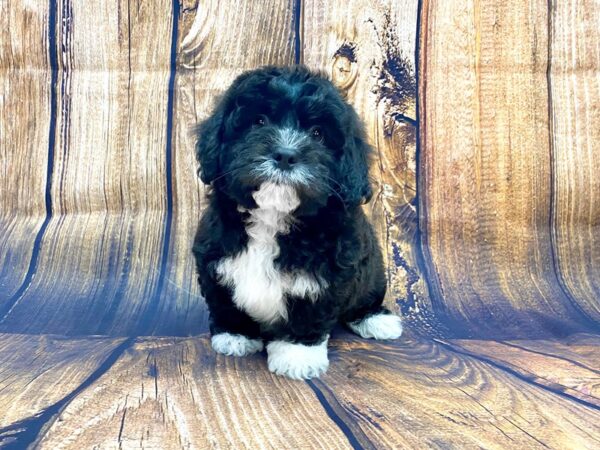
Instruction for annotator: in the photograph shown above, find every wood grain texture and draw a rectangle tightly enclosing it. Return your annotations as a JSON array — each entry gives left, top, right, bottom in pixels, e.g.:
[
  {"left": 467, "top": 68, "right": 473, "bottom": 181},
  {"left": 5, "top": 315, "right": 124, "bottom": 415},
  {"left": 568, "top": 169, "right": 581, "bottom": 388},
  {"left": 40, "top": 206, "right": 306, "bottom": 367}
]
[
  {"left": 51, "top": 0, "right": 172, "bottom": 215},
  {"left": 0, "top": 0, "right": 301, "bottom": 337},
  {"left": 0, "top": 1, "right": 51, "bottom": 302},
  {"left": 506, "top": 333, "right": 600, "bottom": 372},
  {"left": 0, "top": 213, "right": 174, "bottom": 335},
  {"left": 0, "top": 0, "right": 184, "bottom": 336},
  {"left": 302, "top": 0, "right": 441, "bottom": 336},
  {"left": 449, "top": 336, "right": 600, "bottom": 407},
  {"left": 0, "top": 0, "right": 50, "bottom": 216},
  {"left": 34, "top": 336, "right": 352, "bottom": 450},
  {"left": 1, "top": 333, "right": 598, "bottom": 449},
  {"left": 317, "top": 334, "right": 600, "bottom": 449},
  {"left": 549, "top": 0, "right": 600, "bottom": 324},
  {"left": 0, "top": 334, "right": 125, "bottom": 428},
  {"left": 418, "top": 0, "right": 592, "bottom": 338}
]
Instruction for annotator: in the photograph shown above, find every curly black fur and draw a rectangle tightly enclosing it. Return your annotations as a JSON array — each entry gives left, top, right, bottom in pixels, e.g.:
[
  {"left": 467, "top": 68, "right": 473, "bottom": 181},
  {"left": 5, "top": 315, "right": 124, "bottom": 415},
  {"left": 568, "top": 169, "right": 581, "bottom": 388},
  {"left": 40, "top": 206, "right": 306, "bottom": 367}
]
[{"left": 193, "top": 65, "right": 389, "bottom": 346}]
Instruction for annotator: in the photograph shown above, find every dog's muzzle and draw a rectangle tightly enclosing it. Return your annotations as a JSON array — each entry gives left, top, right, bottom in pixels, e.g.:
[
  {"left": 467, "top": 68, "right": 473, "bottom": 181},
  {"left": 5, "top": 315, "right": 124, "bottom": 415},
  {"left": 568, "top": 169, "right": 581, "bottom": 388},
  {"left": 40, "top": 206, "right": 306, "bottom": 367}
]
[{"left": 273, "top": 147, "right": 298, "bottom": 171}]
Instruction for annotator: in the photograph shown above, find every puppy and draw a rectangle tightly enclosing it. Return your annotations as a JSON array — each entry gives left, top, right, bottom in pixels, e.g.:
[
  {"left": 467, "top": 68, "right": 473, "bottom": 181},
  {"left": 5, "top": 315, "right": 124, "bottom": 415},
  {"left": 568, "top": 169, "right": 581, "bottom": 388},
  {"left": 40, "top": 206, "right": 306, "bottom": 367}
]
[{"left": 193, "top": 65, "right": 402, "bottom": 380}]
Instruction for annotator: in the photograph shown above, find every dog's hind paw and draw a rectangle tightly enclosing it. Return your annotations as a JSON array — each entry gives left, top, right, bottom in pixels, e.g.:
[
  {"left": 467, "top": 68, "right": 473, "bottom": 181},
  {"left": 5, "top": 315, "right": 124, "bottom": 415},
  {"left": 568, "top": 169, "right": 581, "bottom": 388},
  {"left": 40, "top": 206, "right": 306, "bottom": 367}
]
[
  {"left": 211, "top": 333, "right": 264, "bottom": 357},
  {"left": 266, "top": 337, "right": 329, "bottom": 380},
  {"left": 348, "top": 312, "right": 403, "bottom": 340}
]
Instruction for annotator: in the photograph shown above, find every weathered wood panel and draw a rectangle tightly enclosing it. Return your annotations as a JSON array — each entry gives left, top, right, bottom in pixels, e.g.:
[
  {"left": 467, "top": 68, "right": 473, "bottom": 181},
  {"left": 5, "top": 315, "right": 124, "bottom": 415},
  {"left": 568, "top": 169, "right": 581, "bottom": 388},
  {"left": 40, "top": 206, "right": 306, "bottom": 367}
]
[
  {"left": 0, "top": 1, "right": 51, "bottom": 303},
  {"left": 33, "top": 337, "right": 351, "bottom": 450},
  {"left": 0, "top": 0, "right": 50, "bottom": 217},
  {"left": 50, "top": 0, "right": 172, "bottom": 215},
  {"left": 1, "top": 334, "right": 596, "bottom": 449},
  {"left": 0, "top": 0, "right": 175, "bottom": 336},
  {"left": 0, "top": 2, "right": 597, "bottom": 340},
  {"left": 0, "top": 0, "right": 301, "bottom": 337},
  {"left": 0, "top": 213, "right": 168, "bottom": 335},
  {"left": 506, "top": 333, "right": 600, "bottom": 372},
  {"left": 549, "top": 0, "right": 600, "bottom": 324},
  {"left": 0, "top": 2, "right": 599, "bottom": 449},
  {"left": 449, "top": 337, "right": 600, "bottom": 407},
  {"left": 0, "top": 334, "right": 125, "bottom": 428},
  {"left": 154, "top": 0, "right": 298, "bottom": 335},
  {"left": 418, "top": 0, "right": 592, "bottom": 338},
  {"left": 303, "top": 0, "right": 441, "bottom": 336},
  {"left": 317, "top": 335, "right": 600, "bottom": 449}
]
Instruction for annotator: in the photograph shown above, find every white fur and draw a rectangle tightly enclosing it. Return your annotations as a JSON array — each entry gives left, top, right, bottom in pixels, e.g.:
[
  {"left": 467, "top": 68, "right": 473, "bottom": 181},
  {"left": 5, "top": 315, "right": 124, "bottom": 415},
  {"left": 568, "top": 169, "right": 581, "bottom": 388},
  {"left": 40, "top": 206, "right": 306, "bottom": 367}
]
[
  {"left": 253, "top": 159, "right": 314, "bottom": 187},
  {"left": 211, "top": 333, "right": 264, "bottom": 357},
  {"left": 267, "top": 337, "right": 329, "bottom": 380},
  {"left": 216, "top": 183, "right": 326, "bottom": 324},
  {"left": 287, "top": 273, "right": 323, "bottom": 299},
  {"left": 348, "top": 313, "right": 403, "bottom": 340},
  {"left": 277, "top": 127, "right": 306, "bottom": 149}
]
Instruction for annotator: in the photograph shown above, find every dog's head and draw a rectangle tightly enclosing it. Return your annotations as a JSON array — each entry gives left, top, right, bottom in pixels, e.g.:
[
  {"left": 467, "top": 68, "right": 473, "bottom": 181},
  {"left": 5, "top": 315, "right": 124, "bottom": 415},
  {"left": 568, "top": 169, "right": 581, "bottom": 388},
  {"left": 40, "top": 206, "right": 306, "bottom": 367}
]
[{"left": 195, "top": 66, "right": 372, "bottom": 212}]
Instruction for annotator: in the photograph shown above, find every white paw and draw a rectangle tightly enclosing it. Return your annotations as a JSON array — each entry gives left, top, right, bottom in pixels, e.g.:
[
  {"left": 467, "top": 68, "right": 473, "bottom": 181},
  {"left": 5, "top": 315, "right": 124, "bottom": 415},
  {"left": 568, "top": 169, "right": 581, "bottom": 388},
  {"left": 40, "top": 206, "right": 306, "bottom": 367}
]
[
  {"left": 211, "top": 333, "right": 264, "bottom": 356},
  {"left": 266, "top": 337, "right": 329, "bottom": 380},
  {"left": 348, "top": 313, "right": 403, "bottom": 340}
]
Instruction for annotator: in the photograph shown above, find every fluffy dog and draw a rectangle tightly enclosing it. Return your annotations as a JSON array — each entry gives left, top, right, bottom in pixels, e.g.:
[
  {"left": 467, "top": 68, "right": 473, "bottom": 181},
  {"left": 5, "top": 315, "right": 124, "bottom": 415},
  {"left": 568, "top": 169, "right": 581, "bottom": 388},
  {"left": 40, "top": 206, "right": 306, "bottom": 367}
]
[{"left": 193, "top": 65, "right": 402, "bottom": 379}]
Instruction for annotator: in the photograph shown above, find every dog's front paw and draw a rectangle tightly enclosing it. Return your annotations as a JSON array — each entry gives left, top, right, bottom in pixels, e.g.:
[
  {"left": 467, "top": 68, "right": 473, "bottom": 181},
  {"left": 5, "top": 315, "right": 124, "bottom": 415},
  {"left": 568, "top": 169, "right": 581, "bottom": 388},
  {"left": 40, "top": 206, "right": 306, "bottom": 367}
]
[
  {"left": 266, "top": 338, "right": 329, "bottom": 380},
  {"left": 348, "top": 312, "right": 403, "bottom": 340},
  {"left": 211, "top": 333, "right": 264, "bottom": 356}
]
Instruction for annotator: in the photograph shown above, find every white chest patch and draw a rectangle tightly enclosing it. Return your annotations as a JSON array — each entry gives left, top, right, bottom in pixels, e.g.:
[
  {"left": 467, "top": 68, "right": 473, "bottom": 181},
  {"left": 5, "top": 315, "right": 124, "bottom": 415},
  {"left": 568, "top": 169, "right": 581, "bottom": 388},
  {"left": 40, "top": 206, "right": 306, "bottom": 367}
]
[{"left": 216, "top": 183, "right": 326, "bottom": 324}]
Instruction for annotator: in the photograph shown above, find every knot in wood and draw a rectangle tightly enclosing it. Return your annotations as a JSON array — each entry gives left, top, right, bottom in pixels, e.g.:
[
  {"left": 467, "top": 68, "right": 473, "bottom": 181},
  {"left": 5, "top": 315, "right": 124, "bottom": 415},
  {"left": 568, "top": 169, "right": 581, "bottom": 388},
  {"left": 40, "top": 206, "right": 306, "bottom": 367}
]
[{"left": 331, "top": 54, "right": 357, "bottom": 90}]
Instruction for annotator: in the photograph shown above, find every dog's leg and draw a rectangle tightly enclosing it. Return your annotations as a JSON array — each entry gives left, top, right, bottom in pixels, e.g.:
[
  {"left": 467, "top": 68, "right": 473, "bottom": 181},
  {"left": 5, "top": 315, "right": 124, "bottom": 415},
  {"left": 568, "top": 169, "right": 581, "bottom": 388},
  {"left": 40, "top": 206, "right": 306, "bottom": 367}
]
[
  {"left": 266, "top": 335, "right": 330, "bottom": 380},
  {"left": 211, "top": 332, "right": 264, "bottom": 357},
  {"left": 346, "top": 306, "right": 403, "bottom": 340},
  {"left": 344, "top": 277, "right": 403, "bottom": 340},
  {"left": 202, "top": 279, "right": 264, "bottom": 357},
  {"left": 264, "top": 297, "right": 338, "bottom": 379}
]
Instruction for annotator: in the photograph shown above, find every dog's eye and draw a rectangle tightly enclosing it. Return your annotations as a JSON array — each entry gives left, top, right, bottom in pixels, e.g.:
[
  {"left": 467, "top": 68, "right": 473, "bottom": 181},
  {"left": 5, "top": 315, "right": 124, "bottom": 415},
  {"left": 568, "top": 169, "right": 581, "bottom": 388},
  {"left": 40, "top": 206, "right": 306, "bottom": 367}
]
[
  {"left": 254, "top": 115, "right": 267, "bottom": 126},
  {"left": 311, "top": 126, "right": 324, "bottom": 140}
]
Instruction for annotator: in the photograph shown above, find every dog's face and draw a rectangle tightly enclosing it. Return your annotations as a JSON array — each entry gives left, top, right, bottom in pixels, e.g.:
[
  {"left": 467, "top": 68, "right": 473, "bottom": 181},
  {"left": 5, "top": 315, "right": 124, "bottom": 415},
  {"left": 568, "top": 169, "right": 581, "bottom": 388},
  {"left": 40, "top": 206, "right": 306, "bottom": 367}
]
[{"left": 196, "top": 66, "right": 372, "bottom": 212}]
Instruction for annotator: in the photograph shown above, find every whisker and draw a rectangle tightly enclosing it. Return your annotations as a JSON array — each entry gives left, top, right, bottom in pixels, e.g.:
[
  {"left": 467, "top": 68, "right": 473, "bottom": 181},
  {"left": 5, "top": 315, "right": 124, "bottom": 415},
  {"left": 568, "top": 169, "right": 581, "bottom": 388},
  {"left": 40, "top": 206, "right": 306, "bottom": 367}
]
[
  {"left": 322, "top": 184, "right": 348, "bottom": 213},
  {"left": 324, "top": 174, "right": 344, "bottom": 190},
  {"left": 212, "top": 160, "right": 270, "bottom": 183},
  {"left": 209, "top": 162, "right": 348, "bottom": 214},
  {"left": 210, "top": 166, "right": 244, "bottom": 183}
]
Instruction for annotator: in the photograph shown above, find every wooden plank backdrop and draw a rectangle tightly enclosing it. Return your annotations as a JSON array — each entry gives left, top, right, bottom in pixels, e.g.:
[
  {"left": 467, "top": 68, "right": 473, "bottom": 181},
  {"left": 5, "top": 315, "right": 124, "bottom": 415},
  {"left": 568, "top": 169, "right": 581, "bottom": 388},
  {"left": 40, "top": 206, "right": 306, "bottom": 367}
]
[
  {"left": 1, "top": 0, "right": 599, "bottom": 448},
  {"left": 0, "top": 1, "right": 52, "bottom": 306},
  {"left": 419, "top": 0, "right": 600, "bottom": 338},
  {"left": 2, "top": 0, "right": 596, "bottom": 338},
  {"left": 549, "top": 0, "right": 600, "bottom": 325},
  {"left": 303, "top": 0, "right": 442, "bottom": 337}
]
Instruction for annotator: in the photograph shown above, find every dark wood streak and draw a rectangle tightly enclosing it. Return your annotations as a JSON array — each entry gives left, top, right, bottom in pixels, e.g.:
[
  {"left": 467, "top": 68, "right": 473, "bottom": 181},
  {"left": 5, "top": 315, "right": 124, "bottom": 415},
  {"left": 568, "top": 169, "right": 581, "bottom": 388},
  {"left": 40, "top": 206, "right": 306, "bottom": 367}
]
[
  {"left": 0, "top": 0, "right": 58, "bottom": 321},
  {"left": 306, "top": 379, "right": 372, "bottom": 450},
  {"left": 416, "top": 0, "right": 452, "bottom": 332},
  {"left": 439, "top": 339, "right": 600, "bottom": 410},
  {"left": 137, "top": 0, "right": 179, "bottom": 336},
  {"left": 0, "top": 337, "right": 133, "bottom": 449},
  {"left": 293, "top": 0, "right": 303, "bottom": 65},
  {"left": 499, "top": 340, "right": 600, "bottom": 376}
]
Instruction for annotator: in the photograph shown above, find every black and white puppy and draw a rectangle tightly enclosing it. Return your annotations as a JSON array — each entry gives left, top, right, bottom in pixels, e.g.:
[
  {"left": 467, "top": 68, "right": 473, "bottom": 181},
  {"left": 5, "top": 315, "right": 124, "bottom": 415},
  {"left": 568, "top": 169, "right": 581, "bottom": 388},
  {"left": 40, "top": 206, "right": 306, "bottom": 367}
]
[{"left": 193, "top": 65, "right": 402, "bottom": 379}]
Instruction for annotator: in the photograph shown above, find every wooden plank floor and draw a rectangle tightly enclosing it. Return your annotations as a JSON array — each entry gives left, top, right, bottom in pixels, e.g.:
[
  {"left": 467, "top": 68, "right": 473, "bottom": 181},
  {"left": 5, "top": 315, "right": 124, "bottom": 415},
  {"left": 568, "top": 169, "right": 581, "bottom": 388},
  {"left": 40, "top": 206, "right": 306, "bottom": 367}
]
[{"left": 0, "top": 331, "right": 598, "bottom": 449}]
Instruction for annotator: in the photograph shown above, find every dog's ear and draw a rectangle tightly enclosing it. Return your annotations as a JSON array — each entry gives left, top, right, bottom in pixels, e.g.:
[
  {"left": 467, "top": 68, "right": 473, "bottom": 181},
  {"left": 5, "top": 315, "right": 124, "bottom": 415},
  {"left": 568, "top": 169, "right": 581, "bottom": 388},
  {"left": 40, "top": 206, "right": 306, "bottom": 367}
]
[
  {"left": 195, "top": 105, "right": 225, "bottom": 185},
  {"left": 338, "top": 119, "right": 373, "bottom": 207}
]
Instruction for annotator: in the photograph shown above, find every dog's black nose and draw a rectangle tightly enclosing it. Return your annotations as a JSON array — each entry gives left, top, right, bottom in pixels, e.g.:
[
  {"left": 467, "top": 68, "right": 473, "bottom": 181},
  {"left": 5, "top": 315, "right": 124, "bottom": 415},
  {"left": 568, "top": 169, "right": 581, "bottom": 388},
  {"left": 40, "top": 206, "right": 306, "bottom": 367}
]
[{"left": 273, "top": 148, "right": 298, "bottom": 170}]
